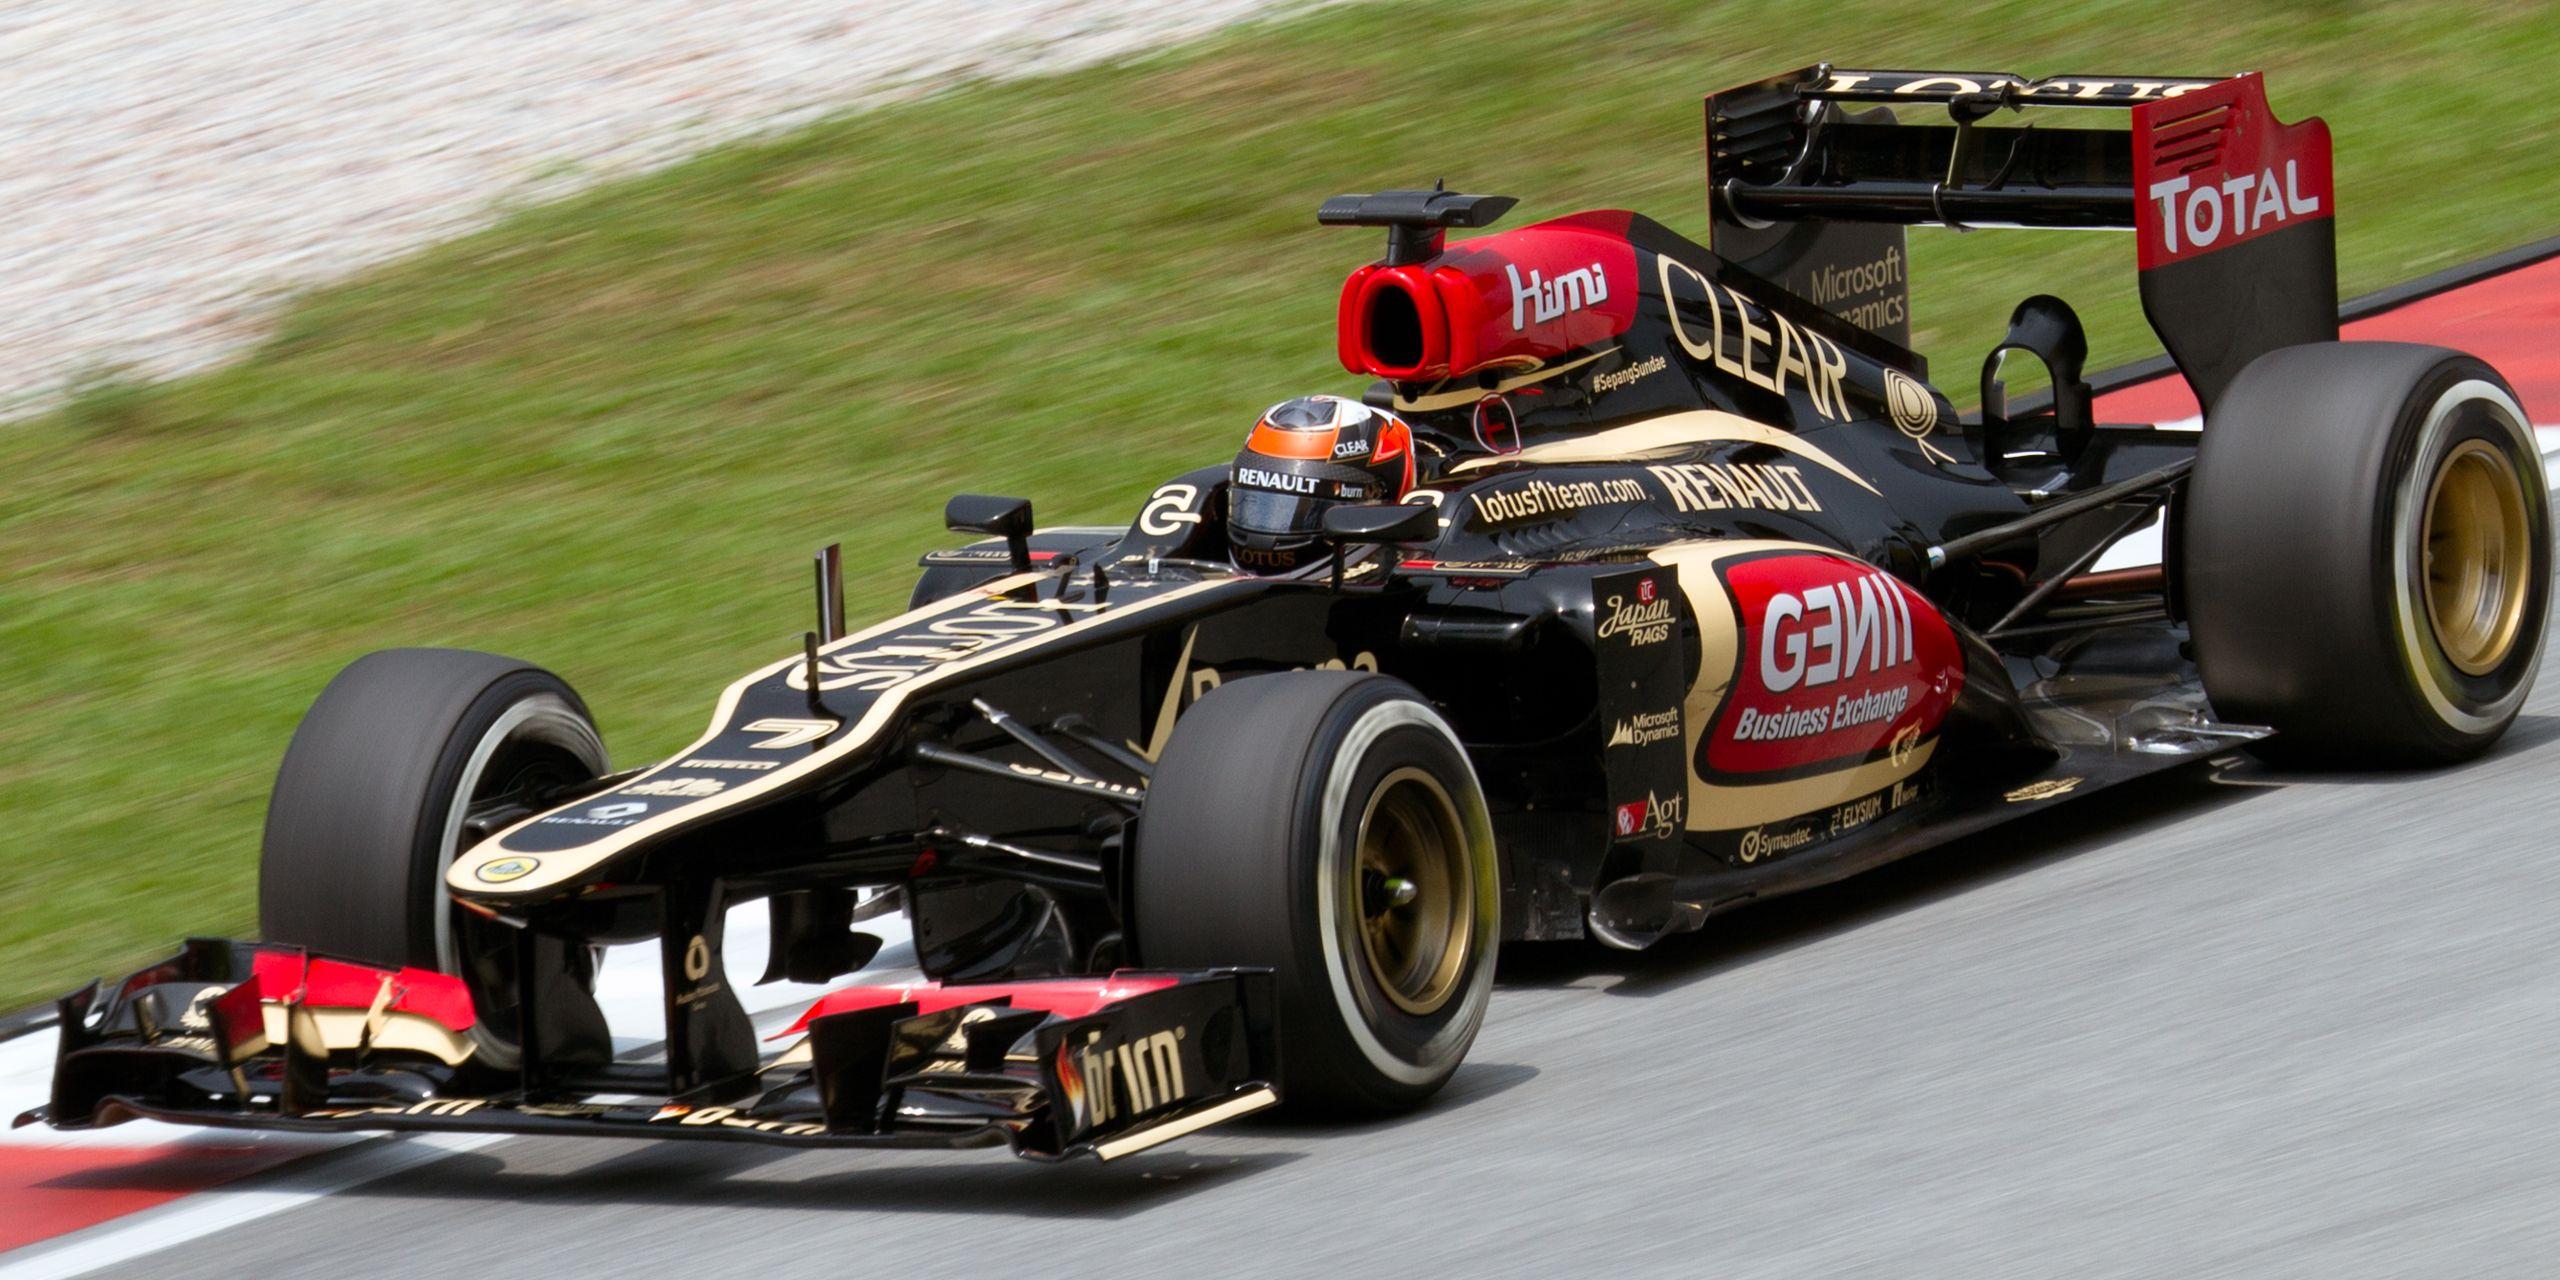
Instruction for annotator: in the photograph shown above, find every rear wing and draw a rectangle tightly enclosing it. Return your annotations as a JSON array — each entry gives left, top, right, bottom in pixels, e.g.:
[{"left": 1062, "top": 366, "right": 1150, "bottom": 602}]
[{"left": 1705, "top": 66, "right": 2338, "bottom": 415}]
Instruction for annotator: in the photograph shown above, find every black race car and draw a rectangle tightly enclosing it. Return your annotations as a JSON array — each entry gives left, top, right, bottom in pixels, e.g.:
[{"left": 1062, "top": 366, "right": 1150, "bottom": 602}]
[{"left": 26, "top": 66, "right": 2549, "bottom": 1160}]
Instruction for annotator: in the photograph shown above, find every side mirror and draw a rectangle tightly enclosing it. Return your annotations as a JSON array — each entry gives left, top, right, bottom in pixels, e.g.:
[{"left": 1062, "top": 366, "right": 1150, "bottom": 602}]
[
  {"left": 1320, "top": 502, "right": 1437, "bottom": 544},
  {"left": 944, "top": 494, "right": 1034, "bottom": 573}
]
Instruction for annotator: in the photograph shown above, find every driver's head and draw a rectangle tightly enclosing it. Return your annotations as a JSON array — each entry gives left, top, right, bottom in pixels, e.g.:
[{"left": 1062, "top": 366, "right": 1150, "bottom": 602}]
[{"left": 1228, "top": 395, "right": 1415, "bottom": 573}]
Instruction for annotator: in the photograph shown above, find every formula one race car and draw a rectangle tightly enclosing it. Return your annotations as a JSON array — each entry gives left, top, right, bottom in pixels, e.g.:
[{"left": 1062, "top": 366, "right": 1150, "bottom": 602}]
[{"left": 27, "top": 67, "right": 2549, "bottom": 1161}]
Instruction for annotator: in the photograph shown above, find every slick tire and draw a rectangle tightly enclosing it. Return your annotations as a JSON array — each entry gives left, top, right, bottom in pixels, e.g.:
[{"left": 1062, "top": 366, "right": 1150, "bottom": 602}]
[
  {"left": 2184, "top": 342, "right": 2550, "bottom": 765},
  {"left": 259, "top": 649, "right": 607, "bottom": 1062},
  {"left": 1134, "top": 671, "right": 1500, "bottom": 1115}
]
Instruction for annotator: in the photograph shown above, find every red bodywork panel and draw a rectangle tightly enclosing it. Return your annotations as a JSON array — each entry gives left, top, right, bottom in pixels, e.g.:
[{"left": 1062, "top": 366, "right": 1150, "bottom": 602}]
[
  {"left": 1338, "top": 211, "right": 1640, "bottom": 381},
  {"left": 2132, "top": 73, "right": 2333, "bottom": 272},
  {"left": 1704, "top": 551, "right": 1964, "bottom": 779},
  {"left": 775, "top": 972, "right": 1184, "bottom": 1039}
]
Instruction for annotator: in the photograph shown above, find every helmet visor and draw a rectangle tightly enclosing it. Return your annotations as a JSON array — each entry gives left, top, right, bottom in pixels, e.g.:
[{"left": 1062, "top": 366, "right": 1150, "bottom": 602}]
[{"left": 1229, "top": 485, "right": 1327, "bottom": 539}]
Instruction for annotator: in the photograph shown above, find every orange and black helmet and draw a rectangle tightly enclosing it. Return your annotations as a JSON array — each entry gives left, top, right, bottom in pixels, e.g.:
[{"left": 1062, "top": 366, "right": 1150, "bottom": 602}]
[{"left": 1228, "top": 395, "right": 1416, "bottom": 572}]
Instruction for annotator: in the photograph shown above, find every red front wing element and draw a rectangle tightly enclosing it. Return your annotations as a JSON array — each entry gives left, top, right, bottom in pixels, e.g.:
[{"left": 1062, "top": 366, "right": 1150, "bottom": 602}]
[
  {"left": 243, "top": 950, "right": 475, "bottom": 1034},
  {"left": 23, "top": 941, "right": 1278, "bottom": 1163},
  {"left": 777, "top": 972, "right": 1182, "bottom": 1037}
]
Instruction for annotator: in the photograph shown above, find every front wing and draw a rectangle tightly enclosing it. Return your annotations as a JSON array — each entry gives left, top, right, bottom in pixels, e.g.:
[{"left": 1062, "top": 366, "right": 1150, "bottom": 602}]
[{"left": 16, "top": 940, "right": 1278, "bottom": 1163}]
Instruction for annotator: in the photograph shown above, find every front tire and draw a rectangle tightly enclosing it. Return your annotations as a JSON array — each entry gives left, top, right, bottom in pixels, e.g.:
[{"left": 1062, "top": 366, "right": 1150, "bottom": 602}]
[
  {"left": 2184, "top": 342, "right": 2550, "bottom": 764},
  {"left": 259, "top": 648, "right": 607, "bottom": 1063},
  {"left": 1133, "top": 671, "right": 1500, "bottom": 1114}
]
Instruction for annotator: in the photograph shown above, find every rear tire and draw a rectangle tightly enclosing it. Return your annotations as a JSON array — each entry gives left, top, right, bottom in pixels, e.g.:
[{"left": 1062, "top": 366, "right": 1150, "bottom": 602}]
[
  {"left": 2184, "top": 342, "right": 2550, "bottom": 765},
  {"left": 1133, "top": 671, "right": 1499, "bottom": 1114},
  {"left": 259, "top": 648, "right": 607, "bottom": 1063}
]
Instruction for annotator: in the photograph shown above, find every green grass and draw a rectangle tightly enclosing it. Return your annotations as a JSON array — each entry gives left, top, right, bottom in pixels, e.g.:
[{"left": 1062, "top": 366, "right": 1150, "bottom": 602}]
[{"left": 5, "top": 0, "right": 2554, "bottom": 1009}]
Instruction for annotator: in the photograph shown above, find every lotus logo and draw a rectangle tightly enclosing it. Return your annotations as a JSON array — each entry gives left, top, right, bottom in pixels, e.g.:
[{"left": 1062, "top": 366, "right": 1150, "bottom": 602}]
[
  {"left": 1884, "top": 369, "right": 1937, "bottom": 438},
  {"left": 1884, "top": 369, "right": 1958, "bottom": 465},
  {"left": 475, "top": 857, "right": 539, "bottom": 884}
]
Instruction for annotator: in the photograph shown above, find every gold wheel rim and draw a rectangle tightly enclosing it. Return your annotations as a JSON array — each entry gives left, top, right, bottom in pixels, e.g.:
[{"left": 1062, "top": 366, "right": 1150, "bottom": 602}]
[
  {"left": 1353, "top": 767, "right": 1475, "bottom": 1016},
  {"left": 2420, "top": 438, "right": 2532, "bottom": 676}
]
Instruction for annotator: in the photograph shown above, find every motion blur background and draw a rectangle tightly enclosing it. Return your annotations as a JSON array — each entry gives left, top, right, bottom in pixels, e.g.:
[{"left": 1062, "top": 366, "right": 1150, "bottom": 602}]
[{"left": 4, "top": 0, "right": 2555, "bottom": 1012}]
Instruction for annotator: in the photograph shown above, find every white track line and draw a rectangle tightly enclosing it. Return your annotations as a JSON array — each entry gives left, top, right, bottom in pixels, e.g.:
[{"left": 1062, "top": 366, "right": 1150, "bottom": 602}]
[{"left": 0, "top": 1132, "right": 507, "bottom": 1280}]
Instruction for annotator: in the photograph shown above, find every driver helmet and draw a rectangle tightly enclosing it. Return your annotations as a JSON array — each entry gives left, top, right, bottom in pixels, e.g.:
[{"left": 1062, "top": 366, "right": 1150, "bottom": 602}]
[{"left": 1228, "top": 394, "right": 1415, "bottom": 572}]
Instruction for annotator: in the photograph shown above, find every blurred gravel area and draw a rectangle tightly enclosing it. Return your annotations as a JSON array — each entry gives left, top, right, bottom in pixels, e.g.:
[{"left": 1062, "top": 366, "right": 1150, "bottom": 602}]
[{"left": 0, "top": 0, "right": 1316, "bottom": 414}]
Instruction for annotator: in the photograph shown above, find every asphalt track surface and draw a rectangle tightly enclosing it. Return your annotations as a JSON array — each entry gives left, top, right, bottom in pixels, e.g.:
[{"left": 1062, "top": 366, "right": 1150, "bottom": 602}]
[
  {"left": 42, "top": 701, "right": 2560, "bottom": 1278},
  {"left": 13, "top": 251, "right": 2560, "bottom": 1277}
]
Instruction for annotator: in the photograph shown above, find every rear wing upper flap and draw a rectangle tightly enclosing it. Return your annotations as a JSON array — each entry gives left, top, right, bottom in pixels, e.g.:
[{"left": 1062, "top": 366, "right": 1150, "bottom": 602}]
[
  {"left": 1796, "top": 67, "right": 2231, "bottom": 107},
  {"left": 1706, "top": 65, "right": 2230, "bottom": 232},
  {"left": 1707, "top": 64, "right": 2340, "bottom": 417}
]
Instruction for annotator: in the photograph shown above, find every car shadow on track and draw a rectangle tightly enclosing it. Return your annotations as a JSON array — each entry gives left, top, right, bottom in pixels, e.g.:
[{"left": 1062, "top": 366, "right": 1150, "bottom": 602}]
[
  {"left": 325, "top": 1137, "right": 1305, "bottom": 1220},
  {"left": 1496, "top": 711, "right": 2560, "bottom": 1000},
  {"left": 2208, "top": 711, "right": 2560, "bottom": 788},
  {"left": 1232, "top": 1058, "right": 1541, "bottom": 1141},
  {"left": 1498, "top": 758, "right": 2253, "bottom": 999},
  {"left": 293, "top": 1062, "right": 1533, "bottom": 1216},
  {"left": 113, "top": 721, "right": 2560, "bottom": 1218}
]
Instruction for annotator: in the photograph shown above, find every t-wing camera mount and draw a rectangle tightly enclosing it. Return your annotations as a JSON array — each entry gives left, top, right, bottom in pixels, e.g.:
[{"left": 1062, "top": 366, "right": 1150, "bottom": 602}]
[{"left": 1317, "top": 185, "right": 1518, "bottom": 265}]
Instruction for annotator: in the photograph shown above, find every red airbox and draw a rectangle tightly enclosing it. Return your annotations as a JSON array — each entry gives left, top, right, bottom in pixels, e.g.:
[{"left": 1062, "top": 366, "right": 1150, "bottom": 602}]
[{"left": 1337, "top": 212, "right": 1641, "bottom": 383}]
